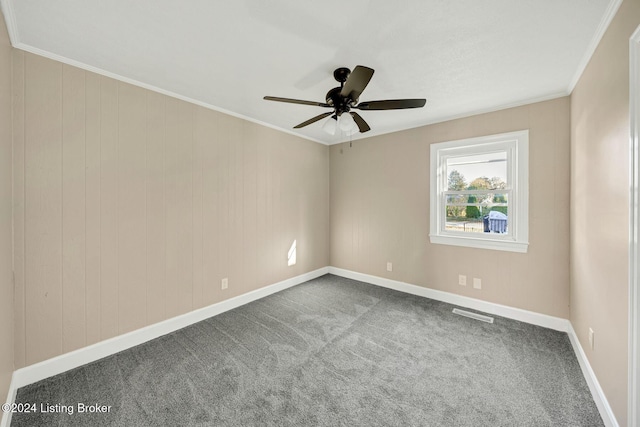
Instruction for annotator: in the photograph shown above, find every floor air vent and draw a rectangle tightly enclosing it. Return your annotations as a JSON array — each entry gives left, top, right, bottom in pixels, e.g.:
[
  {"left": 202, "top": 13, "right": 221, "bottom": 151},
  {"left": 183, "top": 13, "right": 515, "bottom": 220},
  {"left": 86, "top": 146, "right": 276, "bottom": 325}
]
[{"left": 452, "top": 308, "right": 494, "bottom": 323}]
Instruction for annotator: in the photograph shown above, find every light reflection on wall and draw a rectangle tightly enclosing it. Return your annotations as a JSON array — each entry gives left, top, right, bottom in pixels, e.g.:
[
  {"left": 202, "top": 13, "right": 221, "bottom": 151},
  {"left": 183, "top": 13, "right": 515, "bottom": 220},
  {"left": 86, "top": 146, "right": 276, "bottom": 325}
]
[{"left": 288, "top": 240, "right": 297, "bottom": 266}]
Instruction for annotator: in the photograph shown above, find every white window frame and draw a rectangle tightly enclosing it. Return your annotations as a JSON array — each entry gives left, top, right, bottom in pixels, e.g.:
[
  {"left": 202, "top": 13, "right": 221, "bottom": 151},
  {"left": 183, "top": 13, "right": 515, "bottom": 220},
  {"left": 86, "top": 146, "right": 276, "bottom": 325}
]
[{"left": 429, "top": 130, "right": 529, "bottom": 253}]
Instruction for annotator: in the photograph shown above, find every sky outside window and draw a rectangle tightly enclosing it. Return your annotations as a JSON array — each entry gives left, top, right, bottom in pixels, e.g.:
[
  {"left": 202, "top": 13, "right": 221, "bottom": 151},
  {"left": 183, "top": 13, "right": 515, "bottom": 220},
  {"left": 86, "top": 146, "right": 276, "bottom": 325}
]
[{"left": 447, "top": 152, "right": 507, "bottom": 186}]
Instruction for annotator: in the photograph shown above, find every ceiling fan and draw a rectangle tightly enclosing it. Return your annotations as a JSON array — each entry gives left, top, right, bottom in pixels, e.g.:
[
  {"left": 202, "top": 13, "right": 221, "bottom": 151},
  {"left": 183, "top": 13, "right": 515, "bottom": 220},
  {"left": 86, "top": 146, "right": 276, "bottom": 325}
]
[{"left": 264, "top": 66, "right": 426, "bottom": 135}]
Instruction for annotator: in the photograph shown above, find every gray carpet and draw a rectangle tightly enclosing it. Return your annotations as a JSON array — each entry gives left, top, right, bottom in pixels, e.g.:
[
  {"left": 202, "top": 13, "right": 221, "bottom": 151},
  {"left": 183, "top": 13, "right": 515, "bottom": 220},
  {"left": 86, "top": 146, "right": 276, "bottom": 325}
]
[{"left": 10, "top": 274, "right": 603, "bottom": 426}]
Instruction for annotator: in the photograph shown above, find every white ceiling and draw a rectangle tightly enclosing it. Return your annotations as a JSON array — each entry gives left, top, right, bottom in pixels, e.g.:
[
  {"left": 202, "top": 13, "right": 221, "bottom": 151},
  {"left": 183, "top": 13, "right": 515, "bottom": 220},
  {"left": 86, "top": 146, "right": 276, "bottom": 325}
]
[{"left": 1, "top": 0, "right": 618, "bottom": 144}]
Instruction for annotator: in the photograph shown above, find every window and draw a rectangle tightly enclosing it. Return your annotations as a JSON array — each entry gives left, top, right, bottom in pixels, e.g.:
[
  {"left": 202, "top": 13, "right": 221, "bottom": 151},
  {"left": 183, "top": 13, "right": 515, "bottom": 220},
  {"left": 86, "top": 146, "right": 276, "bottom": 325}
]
[{"left": 430, "top": 130, "right": 529, "bottom": 253}]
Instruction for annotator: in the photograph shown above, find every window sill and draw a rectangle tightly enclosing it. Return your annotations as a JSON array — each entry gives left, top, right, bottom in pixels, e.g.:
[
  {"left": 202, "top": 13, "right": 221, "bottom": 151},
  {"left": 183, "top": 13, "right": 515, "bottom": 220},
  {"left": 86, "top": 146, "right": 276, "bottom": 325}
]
[{"left": 429, "top": 234, "right": 529, "bottom": 253}]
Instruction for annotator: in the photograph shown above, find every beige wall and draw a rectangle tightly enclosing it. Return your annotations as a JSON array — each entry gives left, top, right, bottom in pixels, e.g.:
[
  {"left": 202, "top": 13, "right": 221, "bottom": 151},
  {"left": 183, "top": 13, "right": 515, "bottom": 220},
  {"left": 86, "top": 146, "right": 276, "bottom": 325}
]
[
  {"left": 331, "top": 97, "right": 571, "bottom": 318},
  {"left": 3, "top": 4, "right": 637, "bottom": 424},
  {"left": 571, "top": 1, "right": 640, "bottom": 425},
  {"left": 0, "top": 9, "right": 14, "bottom": 403},
  {"left": 10, "top": 52, "right": 330, "bottom": 367}
]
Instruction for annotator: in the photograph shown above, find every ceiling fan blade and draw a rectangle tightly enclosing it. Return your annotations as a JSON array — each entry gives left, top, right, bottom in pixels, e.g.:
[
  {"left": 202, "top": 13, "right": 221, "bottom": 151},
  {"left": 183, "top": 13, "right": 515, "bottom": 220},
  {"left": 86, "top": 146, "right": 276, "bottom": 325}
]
[
  {"left": 293, "top": 112, "right": 333, "bottom": 129},
  {"left": 340, "top": 66, "right": 375, "bottom": 101},
  {"left": 264, "top": 96, "right": 331, "bottom": 108},
  {"left": 355, "top": 99, "right": 426, "bottom": 110},
  {"left": 350, "top": 112, "right": 370, "bottom": 133}
]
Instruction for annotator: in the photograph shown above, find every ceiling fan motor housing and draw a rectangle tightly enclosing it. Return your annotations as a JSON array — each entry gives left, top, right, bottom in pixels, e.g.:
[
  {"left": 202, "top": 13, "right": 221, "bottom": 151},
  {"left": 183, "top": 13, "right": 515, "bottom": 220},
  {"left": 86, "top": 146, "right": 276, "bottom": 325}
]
[{"left": 326, "top": 87, "right": 353, "bottom": 115}]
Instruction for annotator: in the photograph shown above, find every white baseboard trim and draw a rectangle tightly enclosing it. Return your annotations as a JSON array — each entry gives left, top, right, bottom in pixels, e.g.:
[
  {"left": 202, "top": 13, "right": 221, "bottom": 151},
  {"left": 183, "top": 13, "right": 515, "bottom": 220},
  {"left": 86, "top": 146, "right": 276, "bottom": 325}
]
[
  {"left": 329, "top": 266, "right": 619, "bottom": 426},
  {"left": 329, "top": 267, "right": 569, "bottom": 331},
  {"left": 567, "top": 323, "right": 619, "bottom": 427},
  {"left": 0, "top": 377, "right": 17, "bottom": 427},
  {"left": 1, "top": 267, "right": 618, "bottom": 427},
  {"left": 0, "top": 267, "right": 329, "bottom": 427}
]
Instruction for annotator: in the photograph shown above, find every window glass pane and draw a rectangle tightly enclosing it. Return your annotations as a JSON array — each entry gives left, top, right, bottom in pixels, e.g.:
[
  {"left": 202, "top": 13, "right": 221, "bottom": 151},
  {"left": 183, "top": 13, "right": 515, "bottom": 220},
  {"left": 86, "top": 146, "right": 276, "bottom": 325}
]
[
  {"left": 444, "top": 211, "right": 484, "bottom": 233},
  {"left": 446, "top": 151, "right": 507, "bottom": 190},
  {"left": 445, "top": 193, "right": 509, "bottom": 234},
  {"left": 445, "top": 196, "right": 467, "bottom": 220}
]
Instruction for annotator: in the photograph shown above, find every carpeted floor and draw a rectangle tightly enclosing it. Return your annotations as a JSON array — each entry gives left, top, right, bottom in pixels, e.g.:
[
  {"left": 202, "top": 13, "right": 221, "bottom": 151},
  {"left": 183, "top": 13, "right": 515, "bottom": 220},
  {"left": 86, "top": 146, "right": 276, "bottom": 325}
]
[{"left": 10, "top": 274, "right": 603, "bottom": 426}]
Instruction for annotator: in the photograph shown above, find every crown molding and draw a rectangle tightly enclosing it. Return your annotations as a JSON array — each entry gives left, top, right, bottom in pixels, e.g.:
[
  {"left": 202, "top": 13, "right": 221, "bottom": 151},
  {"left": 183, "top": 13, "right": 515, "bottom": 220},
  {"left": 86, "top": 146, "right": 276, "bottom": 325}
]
[
  {"left": 1, "top": 0, "right": 327, "bottom": 145},
  {"left": 0, "top": 0, "right": 19, "bottom": 46},
  {"left": 17, "top": 43, "right": 328, "bottom": 145},
  {"left": 0, "top": 0, "right": 621, "bottom": 146},
  {"left": 567, "top": 0, "right": 623, "bottom": 93},
  {"left": 332, "top": 90, "right": 569, "bottom": 146}
]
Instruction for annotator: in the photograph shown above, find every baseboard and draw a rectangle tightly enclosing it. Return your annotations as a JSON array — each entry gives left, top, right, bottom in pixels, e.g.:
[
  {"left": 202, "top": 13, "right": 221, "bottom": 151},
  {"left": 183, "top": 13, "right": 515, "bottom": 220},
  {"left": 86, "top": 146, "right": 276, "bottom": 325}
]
[
  {"left": 567, "top": 323, "right": 620, "bottom": 427},
  {"left": 2, "top": 266, "right": 618, "bottom": 427},
  {"left": 0, "top": 267, "right": 329, "bottom": 427},
  {"left": 329, "top": 266, "right": 619, "bottom": 426},
  {"left": 0, "top": 376, "right": 17, "bottom": 427},
  {"left": 328, "top": 267, "right": 569, "bottom": 331}
]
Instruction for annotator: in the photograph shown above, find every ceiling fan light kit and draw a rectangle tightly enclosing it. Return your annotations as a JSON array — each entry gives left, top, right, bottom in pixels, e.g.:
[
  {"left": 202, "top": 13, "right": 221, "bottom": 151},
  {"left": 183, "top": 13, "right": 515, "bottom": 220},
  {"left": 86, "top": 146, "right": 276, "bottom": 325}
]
[
  {"left": 338, "top": 112, "right": 356, "bottom": 132},
  {"left": 264, "top": 65, "right": 426, "bottom": 135},
  {"left": 322, "top": 115, "right": 338, "bottom": 135}
]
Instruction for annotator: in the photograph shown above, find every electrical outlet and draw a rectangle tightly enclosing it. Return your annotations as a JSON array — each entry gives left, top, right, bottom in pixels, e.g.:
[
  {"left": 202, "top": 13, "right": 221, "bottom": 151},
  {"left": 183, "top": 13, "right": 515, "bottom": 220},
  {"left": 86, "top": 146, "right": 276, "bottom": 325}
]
[
  {"left": 458, "top": 275, "right": 467, "bottom": 286},
  {"left": 588, "top": 328, "right": 594, "bottom": 349},
  {"left": 221, "top": 278, "right": 228, "bottom": 290},
  {"left": 387, "top": 262, "right": 393, "bottom": 272},
  {"left": 473, "top": 278, "right": 482, "bottom": 289}
]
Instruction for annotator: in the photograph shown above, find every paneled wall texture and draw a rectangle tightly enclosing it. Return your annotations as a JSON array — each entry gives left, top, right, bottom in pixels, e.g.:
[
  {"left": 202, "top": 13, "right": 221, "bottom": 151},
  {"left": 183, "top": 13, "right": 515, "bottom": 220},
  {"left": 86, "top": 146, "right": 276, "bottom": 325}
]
[
  {"left": 3, "top": 6, "right": 637, "bottom": 423},
  {"left": 330, "top": 97, "right": 571, "bottom": 319},
  {"left": 11, "top": 51, "right": 330, "bottom": 368},
  {"left": 0, "top": 9, "right": 14, "bottom": 403},
  {"left": 570, "top": 0, "right": 640, "bottom": 423}
]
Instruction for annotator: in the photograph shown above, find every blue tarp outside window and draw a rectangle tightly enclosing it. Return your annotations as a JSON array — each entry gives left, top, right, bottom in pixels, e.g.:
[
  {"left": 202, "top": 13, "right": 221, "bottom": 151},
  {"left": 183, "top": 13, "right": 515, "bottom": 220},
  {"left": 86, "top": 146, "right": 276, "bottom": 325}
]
[{"left": 483, "top": 210, "right": 507, "bottom": 233}]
